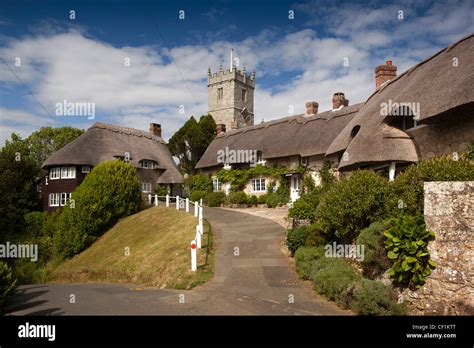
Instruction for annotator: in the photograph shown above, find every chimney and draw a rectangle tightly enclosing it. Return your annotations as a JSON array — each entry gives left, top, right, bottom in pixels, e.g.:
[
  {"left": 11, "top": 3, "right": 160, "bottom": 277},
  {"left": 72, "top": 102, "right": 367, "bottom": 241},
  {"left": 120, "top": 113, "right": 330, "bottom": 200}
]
[
  {"left": 305, "top": 101, "right": 319, "bottom": 116},
  {"left": 149, "top": 123, "right": 162, "bottom": 137},
  {"left": 216, "top": 123, "right": 226, "bottom": 135},
  {"left": 332, "top": 92, "right": 348, "bottom": 110},
  {"left": 375, "top": 60, "right": 397, "bottom": 89}
]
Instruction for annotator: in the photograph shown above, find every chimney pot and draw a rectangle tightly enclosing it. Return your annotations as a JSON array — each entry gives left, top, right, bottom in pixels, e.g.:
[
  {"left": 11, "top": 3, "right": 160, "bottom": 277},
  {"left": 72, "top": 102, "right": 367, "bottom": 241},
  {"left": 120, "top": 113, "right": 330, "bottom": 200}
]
[
  {"left": 332, "top": 92, "right": 348, "bottom": 110},
  {"left": 305, "top": 101, "right": 319, "bottom": 116},
  {"left": 375, "top": 60, "right": 397, "bottom": 89},
  {"left": 149, "top": 123, "right": 162, "bottom": 137},
  {"left": 216, "top": 123, "right": 226, "bottom": 135}
]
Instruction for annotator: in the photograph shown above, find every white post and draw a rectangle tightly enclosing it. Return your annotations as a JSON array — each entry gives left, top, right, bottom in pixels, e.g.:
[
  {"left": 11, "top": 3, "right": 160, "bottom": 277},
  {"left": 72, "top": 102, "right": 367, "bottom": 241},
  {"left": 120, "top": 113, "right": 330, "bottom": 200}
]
[
  {"left": 198, "top": 206, "right": 204, "bottom": 236},
  {"left": 186, "top": 198, "right": 189, "bottom": 213},
  {"left": 166, "top": 194, "right": 169, "bottom": 207},
  {"left": 196, "top": 225, "right": 202, "bottom": 249},
  {"left": 154, "top": 194, "right": 158, "bottom": 206},
  {"left": 389, "top": 162, "right": 396, "bottom": 182},
  {"left": 194, "top": 202, "right": 198, "bottom": 217},
  {"left": 191, "top": 240, "right": 197, "bottom": 271},
  {"left": 176, "top": 195, "right": 180, "bottom": 210},
  {"left": 200, "top": 198, "right": 203, "bottom": 207}
]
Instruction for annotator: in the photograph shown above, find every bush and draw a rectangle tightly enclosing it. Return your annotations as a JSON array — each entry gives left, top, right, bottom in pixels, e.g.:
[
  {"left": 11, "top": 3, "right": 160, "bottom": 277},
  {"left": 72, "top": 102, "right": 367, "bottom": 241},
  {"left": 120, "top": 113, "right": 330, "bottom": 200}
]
[
  {"left": 352, "top": 279, "right": 406, "bottom": 315},
  {"left": 190, "top": 190, "right": 208, "bottom": 203},
  {"left": 384, "top": 214, "right": 436, "bottom": 290},
  {"left": 53, "top": 160, "right": 142, "bottom": 259},
  {"left": 356, "top": 220, "right": 394, "bottom": 278},
  {"left": 386, "top": 156, "right": 474, "bottom": 216},
  {"left": 226, "top": 191, "right": 248, "bottom": 205},
  {"left": 186, "top": 174, "right": 213, "bottom": 193},
  {"left": 248, "top": 195, "right": 258, "bottom": 206},
  {"left": 286, "top": 226, "right": 310, "bottom": 255},
  {"left": 207, "top": 192, "right": 226, "bottom": 207},
  {"left": 294, "top": 246, "right": 325, "bottom": 279},
  {"left": 315, "top": 170, "right": 389, "bottom": 241},
  {"left": 154, "top": 184, "right": 169, "bottom": 196},
  {"left": 288, "top": 186, "right": 324, "bottom": 222},
  {"left": 311, "top": 258, "right": 363, "bottom": 307},
  {"left": 266, "top": 192, "right": 288, "bottom": 208},
  {"left": 0, "top": 261, "right": 17, "bottom": 314},
  {"left": 257, "top": 194, "right": 267, "bottom": 204}
]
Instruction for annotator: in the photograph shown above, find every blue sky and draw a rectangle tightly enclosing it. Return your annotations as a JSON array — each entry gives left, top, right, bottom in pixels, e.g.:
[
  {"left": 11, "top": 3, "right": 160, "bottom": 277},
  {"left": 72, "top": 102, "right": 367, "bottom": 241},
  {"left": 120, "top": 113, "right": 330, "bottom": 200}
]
[{"left": 0, "top": 0, "right": 473, "bottom": 144}]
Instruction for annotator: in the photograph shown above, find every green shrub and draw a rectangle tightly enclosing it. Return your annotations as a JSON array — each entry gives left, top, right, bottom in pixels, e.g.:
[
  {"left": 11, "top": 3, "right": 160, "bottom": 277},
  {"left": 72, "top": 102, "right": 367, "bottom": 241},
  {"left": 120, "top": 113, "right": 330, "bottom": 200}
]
[
  {"left": 352, "top": 279, "right": 406, "bottom": 315},
  {"left": 386, "top": 156, "right": 474, "bottom": 216},
  {"left": 384, "top": 214, "right": 436, "bottom": 290},
  {"left": 226, "top": 191, "right": 248, "bottom": 205},
  {"left": 0, "top": 261, "right": 17, "bottom": 313},
  {"left": 207, "top": 192, "right": 226, "bottom": 207},
  {"left": 257, "top": 194, "right": 267, "bottom": 204},
  {"left": 186, "top": 174, "right": 213, "bottom": 193},
  {"left": 288, "top": 186, "right": 324, "bottom": 222},
  {"left": 154, "top": 184, "right": 169, "bottom": 196},
  {"left": 315, "top": 170, "right": 389, "bottom": 241},
  {"left": 53, "top": 160, "right": 142, "bottom": 259},
  {"left": 294, "top": 246, "right": 325, "bottom": 279},
  {"left": 190, "top": 190, "right": 208, "bottom": 203},
  {"left": 286, "top": 226, "right": 310, "bottom": 255},
  {"left": 266, "top": 192, "right": 288, "bottom": 208},
  {"left": 248, "top": 195, "right": 258, "bottom": 206},
  {"left": 312, "top": 258, "right": 363, "bottom": 306},
  {"left": 357, "top": 220, "right": 394, "bottom": 279}
]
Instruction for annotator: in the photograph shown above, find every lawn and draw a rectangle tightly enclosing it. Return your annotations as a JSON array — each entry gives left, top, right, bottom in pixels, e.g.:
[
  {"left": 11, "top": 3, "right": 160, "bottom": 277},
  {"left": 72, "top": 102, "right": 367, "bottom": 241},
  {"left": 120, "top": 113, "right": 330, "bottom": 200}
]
[{"left": 49, "top": 205, "right": 214, "bottom": 289}]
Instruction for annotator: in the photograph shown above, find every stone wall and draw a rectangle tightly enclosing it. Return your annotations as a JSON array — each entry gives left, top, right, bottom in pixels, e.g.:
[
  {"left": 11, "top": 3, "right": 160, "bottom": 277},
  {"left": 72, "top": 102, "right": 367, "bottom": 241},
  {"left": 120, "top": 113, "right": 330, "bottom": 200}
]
[{"left": 402, "top": 181, "right": 473, "bottom": 315}]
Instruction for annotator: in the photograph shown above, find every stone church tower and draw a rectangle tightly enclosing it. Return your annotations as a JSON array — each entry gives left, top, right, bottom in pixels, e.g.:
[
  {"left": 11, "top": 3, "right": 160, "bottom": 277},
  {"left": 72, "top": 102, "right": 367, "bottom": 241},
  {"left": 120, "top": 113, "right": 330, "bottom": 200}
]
[{"left": 207, "top": 55, "right": 255, "bottom": 131}]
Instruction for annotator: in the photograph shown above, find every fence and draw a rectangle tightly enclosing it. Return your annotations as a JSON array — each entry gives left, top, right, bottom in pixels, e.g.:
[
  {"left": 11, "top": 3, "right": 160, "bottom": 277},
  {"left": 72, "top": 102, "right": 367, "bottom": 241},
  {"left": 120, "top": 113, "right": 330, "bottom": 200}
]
[{"left": 148, "top": 194, "right": 204, "bottom": 272}]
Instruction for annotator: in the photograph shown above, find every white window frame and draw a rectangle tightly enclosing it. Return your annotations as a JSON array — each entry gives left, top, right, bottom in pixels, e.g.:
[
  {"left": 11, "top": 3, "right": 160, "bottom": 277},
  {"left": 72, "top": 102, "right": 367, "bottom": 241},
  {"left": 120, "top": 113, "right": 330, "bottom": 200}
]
[
  {"left": 82, "top": 166, "right": 91, "bottom": 173},
  {"left": 251, "top": 178, "right": 266, "bottom": 192},
  {"left": 61, "top": 166, "right": 76, "bottom": 179},
  {"left": 212, "top": 178, "right": 221, "bottom": 192},
  {"left": 142, "top": 182, "right": 152, "bottom": 193},
  {"left": 140, "top": 160, "right": 154, "bottom": 169},
  {"left": 49, "top": 193, "right": 59, "bottom": 207},
  {"left": 60, "top": 192, "right": 72, "bottom": 206},
  {"left": 50, "top": 167, "right": 61, "bottom": 180}
]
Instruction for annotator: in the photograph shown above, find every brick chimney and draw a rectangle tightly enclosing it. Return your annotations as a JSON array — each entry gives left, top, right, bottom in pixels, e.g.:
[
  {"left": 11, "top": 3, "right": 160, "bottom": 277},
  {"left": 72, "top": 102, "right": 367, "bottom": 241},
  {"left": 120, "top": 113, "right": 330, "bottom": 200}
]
[
  {"left": 149, "top": 123, "right": 162, "bottom": 137},
  {"left": 305, "top": 101, "right": 319, "bottom": 116},
  {"left": 375, "top": 60, "right": 397, "bottom": 89},
  {"left": 216, "top": 123, "right": 226, "bottom": 135},
  {"left": 332, "top": 92, "right": 348, "bottom": 110}
]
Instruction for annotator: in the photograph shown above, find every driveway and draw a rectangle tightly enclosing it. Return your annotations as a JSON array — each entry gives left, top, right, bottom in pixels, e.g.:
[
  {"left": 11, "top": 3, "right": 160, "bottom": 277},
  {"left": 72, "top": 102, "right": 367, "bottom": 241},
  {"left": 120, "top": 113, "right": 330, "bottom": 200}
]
[{"left": 6, "top": 208, "right": 346, "bottom": 315}]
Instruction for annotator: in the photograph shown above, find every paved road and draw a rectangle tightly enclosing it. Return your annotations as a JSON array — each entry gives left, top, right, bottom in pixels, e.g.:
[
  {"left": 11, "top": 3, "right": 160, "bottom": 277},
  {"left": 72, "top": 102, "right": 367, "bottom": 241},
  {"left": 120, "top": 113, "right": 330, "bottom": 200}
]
[{"left": 6, "top": 208, "right": 346, "bottom": 315}]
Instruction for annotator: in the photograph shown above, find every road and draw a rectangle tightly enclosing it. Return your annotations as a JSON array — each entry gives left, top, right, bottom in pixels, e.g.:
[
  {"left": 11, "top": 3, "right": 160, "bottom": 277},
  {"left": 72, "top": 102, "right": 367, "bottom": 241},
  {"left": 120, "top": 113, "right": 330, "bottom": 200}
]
[{"left": 6, "top": 208, "right": 346, "bottom": 315}]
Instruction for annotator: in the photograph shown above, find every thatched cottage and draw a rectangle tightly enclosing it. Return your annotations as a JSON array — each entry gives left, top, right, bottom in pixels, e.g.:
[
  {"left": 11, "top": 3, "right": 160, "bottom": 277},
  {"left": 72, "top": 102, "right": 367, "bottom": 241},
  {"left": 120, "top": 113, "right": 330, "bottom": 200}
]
[
  {"left": 38, "top": 122, "right": 183, "bottom": 212},
  {"left": 196, "top": 34, "right": 474, "bottom": 201}
]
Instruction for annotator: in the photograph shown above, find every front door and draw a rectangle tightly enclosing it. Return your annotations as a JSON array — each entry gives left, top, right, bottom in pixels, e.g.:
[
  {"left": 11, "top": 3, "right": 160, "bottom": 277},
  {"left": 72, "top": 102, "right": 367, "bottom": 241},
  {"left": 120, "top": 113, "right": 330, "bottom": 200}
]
[{"left": 290, "top": 175, "right": 300, "bottom": 202}]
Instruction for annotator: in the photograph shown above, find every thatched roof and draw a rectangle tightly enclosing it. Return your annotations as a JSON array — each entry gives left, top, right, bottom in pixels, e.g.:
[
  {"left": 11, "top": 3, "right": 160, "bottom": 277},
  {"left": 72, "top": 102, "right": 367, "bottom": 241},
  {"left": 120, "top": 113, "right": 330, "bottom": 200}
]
[
  {"left": 196, "top": 103, "right": 362, "bottom": 169},
  {"left": 42, "top": 122, "right": 183, "bottom": 184},
  {"left": 327, "top": 33, "right": 474, "bottom": 170}
]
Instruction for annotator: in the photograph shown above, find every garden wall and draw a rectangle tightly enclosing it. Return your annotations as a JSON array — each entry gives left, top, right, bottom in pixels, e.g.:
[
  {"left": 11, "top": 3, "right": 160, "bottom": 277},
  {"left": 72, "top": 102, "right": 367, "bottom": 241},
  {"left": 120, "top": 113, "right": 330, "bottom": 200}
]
[{"left": 401, "top": 181, "right": 473, "bottom": 315}]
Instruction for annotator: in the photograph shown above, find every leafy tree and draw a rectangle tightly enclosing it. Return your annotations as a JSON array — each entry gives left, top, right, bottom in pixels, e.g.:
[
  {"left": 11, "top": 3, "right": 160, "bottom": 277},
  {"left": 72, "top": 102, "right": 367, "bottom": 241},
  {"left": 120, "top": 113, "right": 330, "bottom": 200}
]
[
  {"left": 26, "top": 126, "right": 84, "bottom": 170},
  {"left": 0, "top": 134, "right": 39, "bottom": 243},
  {"left": 168, "top": 115, "right": 216, "bottom": 175}
]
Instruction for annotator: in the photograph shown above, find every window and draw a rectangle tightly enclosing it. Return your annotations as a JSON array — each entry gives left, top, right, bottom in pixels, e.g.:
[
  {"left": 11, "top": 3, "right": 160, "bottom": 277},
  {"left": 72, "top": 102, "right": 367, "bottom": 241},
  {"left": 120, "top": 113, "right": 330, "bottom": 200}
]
[
  {"left": 49, "top": 193, "right": 59, "bottom": 207},
  {"left": 61, "top": 166, "right": 76, "bottom": 179},
  {"left": 251, "top": 178, "right": 266, "bottom": 192},
  {"left": 60, "top": 193, "right": 72, "bottom": 206},
  {"left": 50, "top": 167, "right": 61, "bottom": 180},
  {"left": 242, "top": 89, "right": 247, "bottom": 101},
  {"left": 82, "top": 166, "right": 91, "bottom": 173},
  {"left": 300, "top": 156, "right": 308, "bottom": 166},
  {"left": 140, "top": 160, "right": 154, "bottom": 169},
  {"left": 212, "top": 178, "right": 221, "bottom": 192},
  {"left": 217, "top": 88, "right": 223, "bottom": 100},
  {"left": 142, "top": 183, "right": 152, "bottom": 193}
]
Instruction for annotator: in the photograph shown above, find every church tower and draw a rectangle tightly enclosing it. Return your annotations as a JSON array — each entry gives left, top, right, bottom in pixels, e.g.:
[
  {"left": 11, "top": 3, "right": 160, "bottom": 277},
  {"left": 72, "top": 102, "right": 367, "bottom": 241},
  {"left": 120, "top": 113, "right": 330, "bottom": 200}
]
[{"left": 207, "top": 50, "right": 255, "bottom": 131}]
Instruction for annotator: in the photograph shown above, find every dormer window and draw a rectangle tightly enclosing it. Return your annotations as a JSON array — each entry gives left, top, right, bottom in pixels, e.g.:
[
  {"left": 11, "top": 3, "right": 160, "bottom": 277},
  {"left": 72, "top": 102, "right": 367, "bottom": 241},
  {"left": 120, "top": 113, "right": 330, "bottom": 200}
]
[
  {"left": 300, "top": 156, "right": 308, "bottom": 166},
  {"left": 140, "top": 160, "right": 155, "bottom": 169}
]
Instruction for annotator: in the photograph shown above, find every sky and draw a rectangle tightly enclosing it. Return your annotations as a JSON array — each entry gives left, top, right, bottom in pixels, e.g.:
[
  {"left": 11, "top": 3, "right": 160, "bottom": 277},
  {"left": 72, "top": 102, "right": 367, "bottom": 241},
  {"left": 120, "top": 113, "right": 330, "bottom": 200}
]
[{"left": 0, "top": 0, "right": 473, "bottom": 145}]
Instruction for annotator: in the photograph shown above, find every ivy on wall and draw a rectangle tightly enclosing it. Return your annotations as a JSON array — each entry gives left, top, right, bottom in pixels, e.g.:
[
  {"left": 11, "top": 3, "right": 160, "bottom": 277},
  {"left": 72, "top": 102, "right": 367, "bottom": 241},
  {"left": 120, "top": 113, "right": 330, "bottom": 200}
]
[{"left": 216, "top": 164, "right": 305, "bottom": 191}]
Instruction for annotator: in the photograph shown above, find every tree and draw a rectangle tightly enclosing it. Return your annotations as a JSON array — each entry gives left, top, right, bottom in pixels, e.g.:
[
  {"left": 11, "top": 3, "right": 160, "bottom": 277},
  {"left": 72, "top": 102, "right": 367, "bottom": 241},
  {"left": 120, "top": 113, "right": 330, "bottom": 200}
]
[
  {"left": 168, "top": 115, "right": 216, "bottom": 175},
  {"left": 25, "top": 126, "right": 84, "bottom": 170},
  {"left": 0, "top": 134, "right": 39, "bottom": 243}
]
